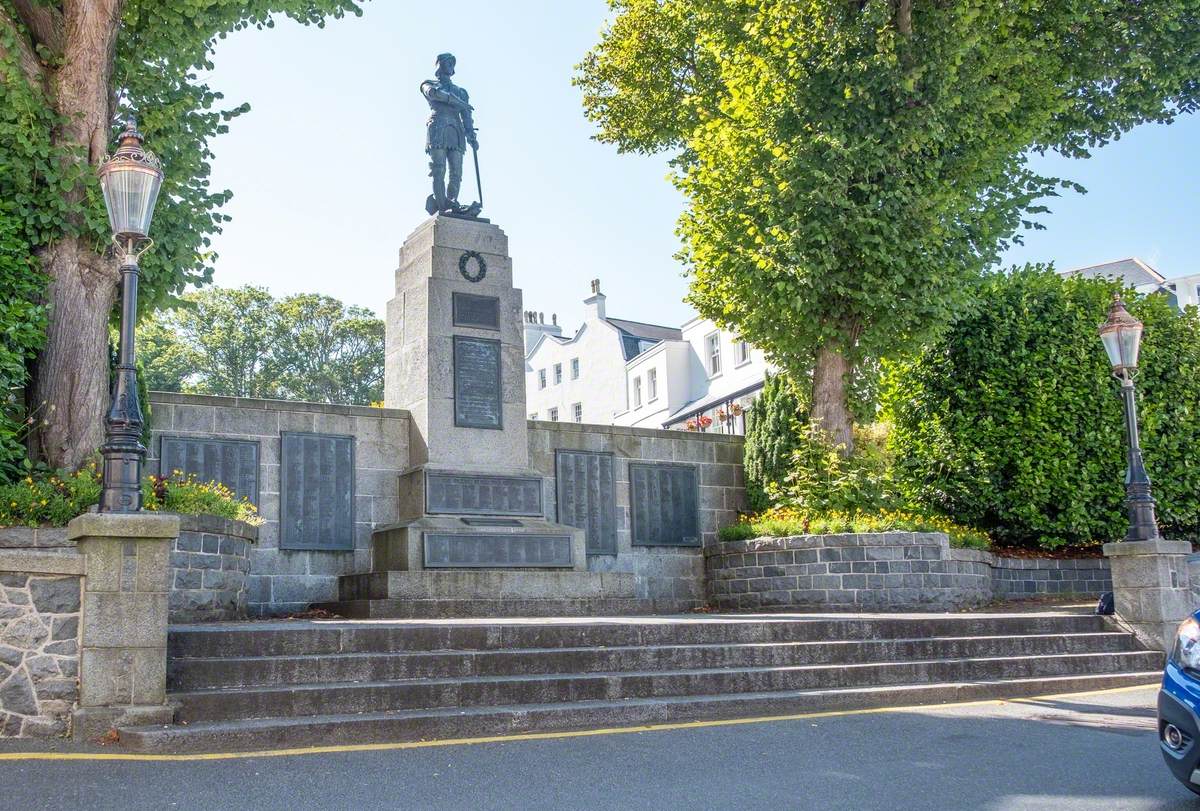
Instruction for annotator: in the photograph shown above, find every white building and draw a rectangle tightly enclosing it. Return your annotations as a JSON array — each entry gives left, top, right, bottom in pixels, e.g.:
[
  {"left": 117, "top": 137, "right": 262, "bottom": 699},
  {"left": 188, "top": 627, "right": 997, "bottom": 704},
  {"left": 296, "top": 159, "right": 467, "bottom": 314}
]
[
  {"left": 524, "top": 280, "right": 775, "bottom": 434},
  {"left": 1059, "top": 257, "right": 1199, "bottom": 310}
]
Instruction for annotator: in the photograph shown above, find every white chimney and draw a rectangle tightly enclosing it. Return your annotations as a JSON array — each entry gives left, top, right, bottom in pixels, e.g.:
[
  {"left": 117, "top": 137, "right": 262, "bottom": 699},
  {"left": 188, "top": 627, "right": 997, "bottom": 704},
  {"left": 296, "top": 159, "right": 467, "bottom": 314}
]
[{"left": 583, "top": 278, "right": 606, "bottom": 320}]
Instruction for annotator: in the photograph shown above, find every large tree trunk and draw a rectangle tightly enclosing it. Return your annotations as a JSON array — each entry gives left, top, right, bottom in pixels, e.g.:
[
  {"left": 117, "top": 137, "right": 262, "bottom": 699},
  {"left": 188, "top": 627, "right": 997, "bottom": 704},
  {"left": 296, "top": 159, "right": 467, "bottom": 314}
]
[
  {"left": 32, "top": 240, "right": 117, "bottom": 469},
  {"left": 23, "top": 0, "right": 126, "bottom": 470},
  {"left": 811, "top": 343, "right": 855, "bottom": 457}
]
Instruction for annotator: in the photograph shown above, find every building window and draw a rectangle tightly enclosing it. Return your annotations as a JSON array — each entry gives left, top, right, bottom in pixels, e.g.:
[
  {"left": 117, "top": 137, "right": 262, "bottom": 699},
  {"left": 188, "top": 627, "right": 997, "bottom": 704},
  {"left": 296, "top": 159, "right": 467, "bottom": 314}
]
[
  {"left": 570, "top": 358, "right": 579, "bottom": 379},
  {"left": 549, "top": 407, "right": 559, "bottom": 422},
  {"left": 553, "top": 363, "right": 562, "bottom": 385},
  {"left": 633, "top": 376, "right": 643, "bottom": 408},
  {"left": 538, "top": 369, "right": 547, "bottom": 390},
  {"left": 735, "top": 340, "right": 751, "bottom": 366},
  {"left": 572, "top": 403, "right": 583, "bottom": 422},
  {"left": 706, "top": 333, "right": 722, "bottom": 376},
  {"left": 647, "top": 368, "right": 658, "bottom": 402}
]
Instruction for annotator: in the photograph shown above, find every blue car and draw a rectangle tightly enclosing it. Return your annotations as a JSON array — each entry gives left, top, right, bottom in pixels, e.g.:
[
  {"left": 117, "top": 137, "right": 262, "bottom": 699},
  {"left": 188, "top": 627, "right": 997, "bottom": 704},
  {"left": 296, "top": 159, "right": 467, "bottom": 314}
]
[{"left": 1160, "top": 611, "right": 1200, "bottom": 794}]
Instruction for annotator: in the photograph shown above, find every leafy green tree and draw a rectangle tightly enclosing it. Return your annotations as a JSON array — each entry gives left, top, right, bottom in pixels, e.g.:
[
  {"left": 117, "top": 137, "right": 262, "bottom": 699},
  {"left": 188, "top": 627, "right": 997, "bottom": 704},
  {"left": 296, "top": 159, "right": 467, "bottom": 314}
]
[
  {"left": 885, "top": 268, "right": 1200, "bottom": 549},
  {"left": 577, "top": 0, "right": 1200, "bottom": 455},
  {"left": 270, "top": 294, "right": 384, "bottom": 405},
  {"left": 143, "top": 286, "right": 280, "bottom": 400},
  {"left": 138, "top": 286, "right": 384, "bottom": 405},
  {"left": 742, "top": 372, "right": 805, "bottom": 511},
  {"left": 0, "top": 0, "right": 363, "bottom": 470}
]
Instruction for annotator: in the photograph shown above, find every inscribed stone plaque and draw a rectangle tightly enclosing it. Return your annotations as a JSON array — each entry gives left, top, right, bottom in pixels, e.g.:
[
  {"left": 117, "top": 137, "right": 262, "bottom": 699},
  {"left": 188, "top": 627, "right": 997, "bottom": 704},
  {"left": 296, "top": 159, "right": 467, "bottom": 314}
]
[
  {"left": 452, "top": 292, "right": 500, "bottom": 331},
  {"left": 555, "top": 450, "right": 617, "bottom": 556},
  {"left": 426, "top": 472, "right": 543, "bottom": 516},
  {"left": 630, "top": 463, "right": 700, "bottom": 547},
  {"left": 423, "top": 533, "right": 574, "bottom": 568},
  {"left": 280, "top": 432, "right": 355, "bottom": 551},
  {"left": 453, "top": 335, "right": 502, "bottom": 429},
  {"left": 159, "top": 436, "right": 259, "bottom": 504}
]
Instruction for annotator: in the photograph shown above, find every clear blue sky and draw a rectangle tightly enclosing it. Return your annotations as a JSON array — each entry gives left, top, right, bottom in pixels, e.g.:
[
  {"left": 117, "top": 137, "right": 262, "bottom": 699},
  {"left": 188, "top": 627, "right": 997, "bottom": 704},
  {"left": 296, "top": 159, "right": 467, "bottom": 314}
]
[{"left": 203, "top": 1, "right": 1199, "bottom": 330}]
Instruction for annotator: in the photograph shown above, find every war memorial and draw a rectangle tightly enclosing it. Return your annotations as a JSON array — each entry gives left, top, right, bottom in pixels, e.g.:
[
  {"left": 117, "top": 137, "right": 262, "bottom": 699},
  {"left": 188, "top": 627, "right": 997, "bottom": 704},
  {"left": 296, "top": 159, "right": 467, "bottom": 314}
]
[{"left": 0, "top": 54, "right": 1184, "bottom": 750}]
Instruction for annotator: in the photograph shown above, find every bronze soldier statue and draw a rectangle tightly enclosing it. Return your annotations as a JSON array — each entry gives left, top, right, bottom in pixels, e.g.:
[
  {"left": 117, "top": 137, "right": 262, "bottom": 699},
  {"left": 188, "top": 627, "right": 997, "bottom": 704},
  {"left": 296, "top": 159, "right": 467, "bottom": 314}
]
[{"left": 421, "top": 53, "right": 480, "bottom": 216}]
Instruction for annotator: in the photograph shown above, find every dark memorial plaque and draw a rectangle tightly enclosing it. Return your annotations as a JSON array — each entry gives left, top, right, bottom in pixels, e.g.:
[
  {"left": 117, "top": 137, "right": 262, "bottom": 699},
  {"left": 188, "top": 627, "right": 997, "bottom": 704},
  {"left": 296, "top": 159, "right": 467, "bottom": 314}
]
[
  {"left": 160, "top": 436, "right": 259, "bottom": 504},
  {"left": 452, "top": 292, "right": 500, "bottom": 331},
  {"left": 424, "top": 533, "right": 574, "bottom": 568},
  {"left": 555, "top": 450, "right": 617, "bottom": 555},
  {"left": 453, "top": 335, "right": 503, "bottom": 429},
  {"left": 426, "top": 472, "right": 543, "bottom": 516},
  {"left": 630, "top": 463, "right": 700, "bottom": 547},
  {"left": 280, "top": 432, "right": 355, "bottom": 551}
]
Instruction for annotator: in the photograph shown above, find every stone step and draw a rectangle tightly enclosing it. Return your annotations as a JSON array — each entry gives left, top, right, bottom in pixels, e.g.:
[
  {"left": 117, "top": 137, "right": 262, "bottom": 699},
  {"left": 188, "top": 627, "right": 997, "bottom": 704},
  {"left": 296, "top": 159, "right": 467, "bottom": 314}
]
[
  {"left": 339, "top": 569, "right": 639, "bottom": 601},
  {"left": 169, "top": 650, "right": 1163, "bottom": 723},
  {"left": 118, "top": 670, "right": 1163, "bottom": 753},
  {"left": 168, "top": 632, "right": 1140, "bottom": 690},
  {"left": 318, "top": 597, "right": 698, "bottom": 619},
  {"left": 168, "top": 613, "right": 1112, "bottom": 659}
]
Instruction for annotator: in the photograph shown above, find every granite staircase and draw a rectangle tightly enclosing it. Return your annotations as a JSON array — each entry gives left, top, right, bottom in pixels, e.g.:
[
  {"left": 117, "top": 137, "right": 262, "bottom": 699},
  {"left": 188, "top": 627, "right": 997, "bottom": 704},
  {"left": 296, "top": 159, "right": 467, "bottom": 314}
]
[{"left": 116, "top": 611, "right": 1162, "bottom": 753}]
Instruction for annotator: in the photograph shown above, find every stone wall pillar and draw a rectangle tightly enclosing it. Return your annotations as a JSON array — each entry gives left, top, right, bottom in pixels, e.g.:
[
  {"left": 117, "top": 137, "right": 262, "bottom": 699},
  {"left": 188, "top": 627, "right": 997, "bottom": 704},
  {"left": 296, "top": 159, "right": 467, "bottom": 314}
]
[
  {"left": 67, "top": 513, "right": 179, "bottom": 740},
  {"left": 1103, "top": 539, "right": 1193, "bottom": 652}
]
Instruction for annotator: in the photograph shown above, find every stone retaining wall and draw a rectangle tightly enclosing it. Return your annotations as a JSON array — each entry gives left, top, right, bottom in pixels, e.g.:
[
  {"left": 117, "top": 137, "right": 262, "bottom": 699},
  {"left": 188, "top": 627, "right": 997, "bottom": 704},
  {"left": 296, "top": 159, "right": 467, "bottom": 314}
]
[
  {"left": 148, "top": 392, "right": 410, "bottom": 616},
  {"left": 0, "top": 551, "right": 82, "bottom": 737},
  {"left": 705, "top": 533, "right": 1112, "bottom": 611},
  {"left": 529, "top": 421, "right": 745, "bottom": 603},
  {"left": 1, "top": 516, "right": 258, "bottom": 624},
  {"left": 147, "top": 393, "right": 748, "bottom": 610},
  {"left": 170, "top": 516, "right": 257, "bottom": 622},
  {"left": 990, "top": 555, "right": 1112, "bottom": 599}
]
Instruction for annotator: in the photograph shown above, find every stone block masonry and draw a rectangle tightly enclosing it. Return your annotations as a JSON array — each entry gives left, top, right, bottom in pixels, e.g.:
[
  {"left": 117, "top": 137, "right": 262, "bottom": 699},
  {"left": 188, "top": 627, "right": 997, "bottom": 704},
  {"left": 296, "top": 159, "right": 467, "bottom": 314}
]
[
  {"left": 3, "top": 518, "right": 259, "bottom": 624},
  {"left": 529, "top": 422, "right": 746, "bottom": 603},
  {"left": 149, "top": 392, "right": 410, "bottom": 616},
  {"left": 68, "top": 513, "right": 179, "bottom": 740},
  {"left": 0, "top": 551, "right": 82, "bottom": 737},
  {"left": 706, "top": 533, "right": 1113, "bottom": 612},
  {"left": 149, "top": 392, "right": 749, "bottom": 613},
  {"left": 170, "top": 515, "right": 257, "bottom": 622}
]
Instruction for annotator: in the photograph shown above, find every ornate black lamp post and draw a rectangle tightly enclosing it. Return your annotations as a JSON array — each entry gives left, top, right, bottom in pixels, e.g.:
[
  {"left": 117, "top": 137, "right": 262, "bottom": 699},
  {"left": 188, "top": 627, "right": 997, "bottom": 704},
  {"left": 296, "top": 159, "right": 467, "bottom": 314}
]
[
  {"left": 1099, "top": 295, "right": 1160, "bottom": 542},
  {"left": 97, "top": 121, "right": 164, "bottom": 513}
]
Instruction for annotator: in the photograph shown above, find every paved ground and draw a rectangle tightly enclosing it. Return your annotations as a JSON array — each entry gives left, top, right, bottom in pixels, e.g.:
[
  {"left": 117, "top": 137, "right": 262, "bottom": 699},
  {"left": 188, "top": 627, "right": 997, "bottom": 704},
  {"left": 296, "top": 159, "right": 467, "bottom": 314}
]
[{"left": 0, "top": 684, "right": 1192, "bottom": 810}]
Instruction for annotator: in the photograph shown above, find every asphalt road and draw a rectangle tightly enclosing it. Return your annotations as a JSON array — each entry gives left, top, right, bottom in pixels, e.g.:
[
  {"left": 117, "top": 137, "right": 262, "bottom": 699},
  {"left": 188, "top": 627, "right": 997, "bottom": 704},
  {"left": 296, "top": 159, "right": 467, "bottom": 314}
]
[{"left": 1, "top": 685, "right": 1193, "bottom": 811}]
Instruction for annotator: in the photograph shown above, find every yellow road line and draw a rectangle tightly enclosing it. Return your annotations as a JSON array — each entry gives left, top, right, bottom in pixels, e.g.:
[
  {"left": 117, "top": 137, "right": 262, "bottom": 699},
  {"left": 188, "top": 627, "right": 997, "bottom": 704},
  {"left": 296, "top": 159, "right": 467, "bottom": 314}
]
[{"left": 0, "top": 682, "right": 1159, "bottom": 763}]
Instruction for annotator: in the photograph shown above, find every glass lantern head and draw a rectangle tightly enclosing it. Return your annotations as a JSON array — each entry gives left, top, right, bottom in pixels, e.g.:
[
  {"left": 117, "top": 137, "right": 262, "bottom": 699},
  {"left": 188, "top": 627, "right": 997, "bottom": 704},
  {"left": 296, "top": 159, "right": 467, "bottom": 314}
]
[
  {"left": 98, "top": 120, "right": 163, "bottom": 241},
  {"left": 1099, "top": 295, "right": 1143, "bottom": 374}
]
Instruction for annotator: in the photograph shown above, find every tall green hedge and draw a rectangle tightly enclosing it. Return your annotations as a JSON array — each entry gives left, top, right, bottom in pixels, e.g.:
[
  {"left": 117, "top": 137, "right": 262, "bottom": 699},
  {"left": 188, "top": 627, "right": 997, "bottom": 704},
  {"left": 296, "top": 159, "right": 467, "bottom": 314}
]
[
  {"left": 743, "top": 372, "right": 806, "bottom": 511},
  {"left": 886, "top": 266, "right": 1200, "bottom": 548},
  {"left": 0, "top": 213, "right": 48, "bottom": 483}
]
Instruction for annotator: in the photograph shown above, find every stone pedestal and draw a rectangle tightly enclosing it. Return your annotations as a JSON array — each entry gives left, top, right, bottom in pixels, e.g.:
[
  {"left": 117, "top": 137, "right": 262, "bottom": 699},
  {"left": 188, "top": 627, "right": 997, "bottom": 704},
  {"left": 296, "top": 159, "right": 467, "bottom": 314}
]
[
  {"left": 375, "top": 215, "right": 593, "bottom": 576},
  {"left": 1103, "top": 539, "right": 1194, "bottom": 651},
  {"left": 334, "top": 215, "right": 634, "bottom": 615},
  {"left": 67, "top": 513, "right": 178, "bottom": 740}
]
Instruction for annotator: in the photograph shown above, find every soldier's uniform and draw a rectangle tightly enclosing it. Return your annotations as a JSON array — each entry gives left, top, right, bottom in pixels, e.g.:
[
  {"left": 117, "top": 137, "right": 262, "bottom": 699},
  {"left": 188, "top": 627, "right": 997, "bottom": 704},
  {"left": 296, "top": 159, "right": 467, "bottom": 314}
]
[{"left": 421, "top": 68, "right": 475, "bottom": 213}]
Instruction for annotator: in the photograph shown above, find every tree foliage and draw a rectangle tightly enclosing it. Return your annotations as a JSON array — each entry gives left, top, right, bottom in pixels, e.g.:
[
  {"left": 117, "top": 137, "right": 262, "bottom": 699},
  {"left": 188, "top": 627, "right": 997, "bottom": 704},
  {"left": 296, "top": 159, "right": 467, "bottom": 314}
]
[
  {"left": 742, "top": 372, "right": 805, "bottom": 511},
  {"left": 577, "top": 0, "right": 1200, "bottom": 453},
  {"left": 885, "top": 268, "right": 1200, "bottom": 549},
  {"left": 138, "top": 286, "right": 384, "bottom": 406},
  {"left": 0, "top": 0, "right": 364, "bottom": 469},
  {"left": 0, "top": 211, "right": 47, "bottom": 482}
]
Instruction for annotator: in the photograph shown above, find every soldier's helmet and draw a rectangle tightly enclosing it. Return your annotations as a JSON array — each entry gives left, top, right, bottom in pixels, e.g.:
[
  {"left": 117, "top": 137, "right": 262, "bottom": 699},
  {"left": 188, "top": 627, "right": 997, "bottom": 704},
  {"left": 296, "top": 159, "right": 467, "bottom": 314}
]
[{"left": 435, "top": 53, "right": 456, "bottom": 76}]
